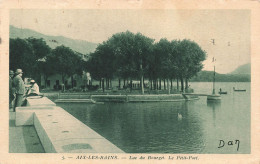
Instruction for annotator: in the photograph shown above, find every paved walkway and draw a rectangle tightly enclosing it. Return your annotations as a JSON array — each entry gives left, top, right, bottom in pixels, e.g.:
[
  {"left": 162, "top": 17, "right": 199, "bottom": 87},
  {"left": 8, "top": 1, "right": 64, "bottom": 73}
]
[{"left": 9, "top": 111, "right": 45, "bottom": 153}]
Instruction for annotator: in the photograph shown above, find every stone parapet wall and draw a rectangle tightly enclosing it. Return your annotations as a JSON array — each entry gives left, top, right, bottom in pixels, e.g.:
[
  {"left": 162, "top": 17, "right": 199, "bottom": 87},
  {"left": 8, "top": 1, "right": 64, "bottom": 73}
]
[{"left": 15, "top": 97, "right": 124, "bottom": 153}]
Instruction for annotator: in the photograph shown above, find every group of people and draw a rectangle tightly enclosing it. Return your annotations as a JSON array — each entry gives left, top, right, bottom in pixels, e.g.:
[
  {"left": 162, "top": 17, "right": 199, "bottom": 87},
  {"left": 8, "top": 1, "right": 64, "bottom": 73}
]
[{"left": 9, "top": 69, "right": 40, "bottom": 112}]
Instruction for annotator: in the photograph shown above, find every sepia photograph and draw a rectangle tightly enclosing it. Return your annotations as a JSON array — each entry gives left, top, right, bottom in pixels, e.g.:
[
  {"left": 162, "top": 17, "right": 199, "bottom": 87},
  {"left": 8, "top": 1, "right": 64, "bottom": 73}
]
[
  {"left": 8, "top": 9, "right": 251, "bottom": 154},
  {"left": 1, "top": 0, "right": 260, "bottom": 163}
]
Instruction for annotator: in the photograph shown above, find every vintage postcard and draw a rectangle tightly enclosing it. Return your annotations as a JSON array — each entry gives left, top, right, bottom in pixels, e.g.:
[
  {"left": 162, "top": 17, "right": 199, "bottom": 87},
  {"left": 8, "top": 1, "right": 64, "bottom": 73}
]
[{"left": 0, "top": 0, "right": 259, "bottom": 163}]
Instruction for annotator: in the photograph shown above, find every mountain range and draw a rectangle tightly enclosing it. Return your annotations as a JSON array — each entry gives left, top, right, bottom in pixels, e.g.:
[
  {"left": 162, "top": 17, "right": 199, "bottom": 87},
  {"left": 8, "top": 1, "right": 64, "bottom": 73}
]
[
  {"left": 10, "top": 25, "right": 250, "bottom": 82},
  {"left": 229, "top": 63, "right": 250, "bottom": 75},
  {"left": 10, "top": 25, "right": 97, "bottom": 54},
  {"left": 191, "top": 63, "right": 251, "bottom": 82}
]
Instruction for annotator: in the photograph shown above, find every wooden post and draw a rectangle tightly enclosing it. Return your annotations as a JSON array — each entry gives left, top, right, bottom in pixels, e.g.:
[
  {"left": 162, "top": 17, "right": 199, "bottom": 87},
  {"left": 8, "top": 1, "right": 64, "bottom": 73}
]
[{"left": 140, "top": 60, "right": 144, "bottom": 95}]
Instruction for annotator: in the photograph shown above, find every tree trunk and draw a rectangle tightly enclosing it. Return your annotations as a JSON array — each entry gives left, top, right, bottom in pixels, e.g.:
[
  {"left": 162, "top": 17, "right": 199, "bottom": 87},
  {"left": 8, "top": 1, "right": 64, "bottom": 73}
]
[
  {"left": 123, "top": 79, "right": 126, "bottom": 88},
  {"left": 155, "top": 79, "right": 158, "bottom": 90},
  {"left": 102, "top": 78, "right": 105, "bottom": 92},
  {"left": 44, "top": 76, "right": 48, "bottom": 88},
  {"left": 185, "top": 78, "right": 188, "bottom": 90},
  {"left": 143, "top": 77, "right": 145, "bottom": 89},
  {"left": 71, "top": 76, "right": 74, "bottom": 88},
  {"left": 141, "top": 76, "right": 144, "bottom": 95},
  {"left": 99, "top": 79, "right": 102, "bottom": 88},
  {"left": 62, "top": 74, "right": 65, "bottom": 85},
  {"left": 164, "top": 79, "right": 166, "bottom": 90},
  {"left": 177, "top": 78, "right": 179, "bottom": 91},
  {"left": 171, "top": 79, "right": 173, "bottom": 90},
  {"left": 130, "top": 79, "right": 133, "bottom": 92},
  {"left": 119, "top": 79, "right": 121, "bottom": 89},
  {"left": 110, "top": 79, "right": 112, "bottom": 88},
  {"left": 167, "top": 79, "right": 170, "bottom": 94},
  {"left": 105, "top": 78, "right": 108, "bottom": 89},
  {"left": 180, "top": 78, "right": 184, "bottom": 92},
  {"left": 159, "top": 79, "right": 162, "bottom": 90},
  {"left": 140, "top": 62, "right": 144, "bottom": 94}
]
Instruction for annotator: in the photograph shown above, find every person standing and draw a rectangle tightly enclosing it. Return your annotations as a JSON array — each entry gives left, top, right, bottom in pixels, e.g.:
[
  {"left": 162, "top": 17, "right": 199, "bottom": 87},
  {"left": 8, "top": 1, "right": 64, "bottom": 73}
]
[
  {"left": 13, "top": 69, "right": 25, "bottom": 112},
  {"left": 9, "top": 70, "right": 15, "bottom": 109}
]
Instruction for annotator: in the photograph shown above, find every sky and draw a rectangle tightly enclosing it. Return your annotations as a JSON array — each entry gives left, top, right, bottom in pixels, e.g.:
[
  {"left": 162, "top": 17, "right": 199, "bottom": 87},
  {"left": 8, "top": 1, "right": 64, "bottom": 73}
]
[{"left": 10, "top": 9, "right": 251, "bottom": 74}]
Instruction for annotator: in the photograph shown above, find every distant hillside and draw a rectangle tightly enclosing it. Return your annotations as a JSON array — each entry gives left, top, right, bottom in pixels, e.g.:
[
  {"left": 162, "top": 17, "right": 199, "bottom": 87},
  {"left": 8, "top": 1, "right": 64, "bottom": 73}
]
[
  {"left": 229, "top": 63, "right": 251, "bottom": 75},
  {"left": 190, "top": 70, "right": 250, "bottom": 82},
  {"left": 10, "top": 25, "right": 97, "bottom": 54}
]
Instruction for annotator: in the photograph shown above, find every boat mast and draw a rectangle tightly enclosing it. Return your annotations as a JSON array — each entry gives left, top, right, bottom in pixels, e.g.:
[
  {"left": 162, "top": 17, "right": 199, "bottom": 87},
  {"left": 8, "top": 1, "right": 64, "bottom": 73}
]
[{"left": 213, "top": 65, "right": 215, "bottom": 94}]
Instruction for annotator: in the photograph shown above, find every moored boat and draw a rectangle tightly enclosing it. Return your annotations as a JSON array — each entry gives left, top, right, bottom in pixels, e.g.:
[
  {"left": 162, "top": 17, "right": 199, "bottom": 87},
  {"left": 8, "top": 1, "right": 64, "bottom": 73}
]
[
  {"left": 207, "top": 61, "right": 221, "bottom": 101},
  {"left": 219, "top": 91, "right": 227, "bottom": 94},
  {"left": 233, "top": 87, "right": 246, "bottom": 92},
  {"left": 207, "top": 94, "right": 221, "bottom": 101}
]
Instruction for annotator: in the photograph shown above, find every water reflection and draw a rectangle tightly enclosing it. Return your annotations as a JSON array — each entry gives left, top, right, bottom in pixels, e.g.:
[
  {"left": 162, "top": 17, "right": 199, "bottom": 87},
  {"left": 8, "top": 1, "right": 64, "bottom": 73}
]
[
  {"left": 58, "top": 101, "right": 204, "bottom": 153},
  {"left": 56, "top": 82, "right": 250, "bottom": 154},
  {"left": 207, "top": 101, "right": 221, "bottom": 127}
]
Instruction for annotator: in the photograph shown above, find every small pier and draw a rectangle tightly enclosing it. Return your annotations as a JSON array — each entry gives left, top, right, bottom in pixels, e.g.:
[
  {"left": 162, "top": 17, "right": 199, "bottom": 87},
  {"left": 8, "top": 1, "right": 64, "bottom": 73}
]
[
  {"left": 183, "top": 93, "right": 213, "bottom": 96},
  {"left": 55, "top": 93, "right": 199, "bottom": 103},
  {"left": 183, "top": 93, "right": 221, "bottom": 101}
]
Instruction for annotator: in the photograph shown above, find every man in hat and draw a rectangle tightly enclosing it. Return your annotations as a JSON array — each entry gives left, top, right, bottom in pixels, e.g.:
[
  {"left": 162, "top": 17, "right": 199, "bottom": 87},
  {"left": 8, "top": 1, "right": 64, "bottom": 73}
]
[
  {"left": 27, "top": 79, "right": 40, "bottom": 96},
  {"left": 13, "top": 69, "right": 25, "bottom": 112},
  {"left": 9, "top": 70, "right": 15, "bottom": 109}
]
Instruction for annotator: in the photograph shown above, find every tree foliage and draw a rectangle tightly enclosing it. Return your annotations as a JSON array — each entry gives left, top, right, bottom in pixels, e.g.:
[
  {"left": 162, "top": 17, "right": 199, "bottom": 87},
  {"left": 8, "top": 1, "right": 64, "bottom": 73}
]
[
  {"left": 10, "top": 38, "right": 51, "bottom": 83},
  {"left": 10, "top": 33, "right": 207, "bottom": 92},
  {"left": 86, "top": 32, "right": 207, "bottom": 92},
  {"left": 10, "top": 38, "right": 86, "bottom": 87},
  {"left": 48, "top": 45, "right": 85, "bottom": 83}
]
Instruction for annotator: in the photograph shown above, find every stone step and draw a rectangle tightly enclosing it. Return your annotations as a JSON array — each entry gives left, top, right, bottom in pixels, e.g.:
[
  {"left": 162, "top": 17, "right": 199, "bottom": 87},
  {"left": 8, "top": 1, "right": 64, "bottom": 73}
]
[{"left": 54, "top": 99, "right": 96, "bottom": 103}]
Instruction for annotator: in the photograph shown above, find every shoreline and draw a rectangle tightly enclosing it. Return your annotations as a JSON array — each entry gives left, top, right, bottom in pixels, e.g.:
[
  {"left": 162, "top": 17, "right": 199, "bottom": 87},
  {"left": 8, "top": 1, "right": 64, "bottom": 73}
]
[{"left": 46, "top": 93, "right": 199, "bottom": 103}]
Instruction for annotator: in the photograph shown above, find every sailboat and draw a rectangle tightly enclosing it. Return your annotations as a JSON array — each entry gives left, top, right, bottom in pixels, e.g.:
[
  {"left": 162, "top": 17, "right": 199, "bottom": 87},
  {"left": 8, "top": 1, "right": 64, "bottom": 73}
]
[{"left": 207, "top": 65, "right": 221, "bottom": 101}]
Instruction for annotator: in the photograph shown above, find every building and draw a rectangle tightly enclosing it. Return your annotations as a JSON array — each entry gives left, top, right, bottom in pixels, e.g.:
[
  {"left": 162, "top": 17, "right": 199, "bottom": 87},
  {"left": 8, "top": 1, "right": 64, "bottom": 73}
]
[{"left": 40, "top": 71, "right": 91, "bottom": 90}]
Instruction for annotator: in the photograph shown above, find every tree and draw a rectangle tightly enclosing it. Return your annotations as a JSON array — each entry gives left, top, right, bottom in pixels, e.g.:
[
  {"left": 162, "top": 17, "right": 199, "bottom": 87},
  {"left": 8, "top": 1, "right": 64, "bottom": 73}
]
[
  {"left": 10, "top": 38, "right": 51, "bottom": 85},
  {"left": 87, "top": 31, "right": 154, "bottom": 93},
  {"left": 173, "top": 39, "right": 206, "bottom": 92},
  {"left": 108, "top": 31, "right": 154, "bottom": 94},
  {"left": 26, "top": 37, "right": 51, "bottom": 60},
  {"left": 49, "top": 45, "right": 85, "bottom": 85},
  {"left": 86, "top": 32, "right": 206, "bottom": 94},
  {"left": 38, "top": 56, "right": 55, "bottom": 88},
  {"left": 26, "top": 37, "right": 51, "bottom": 84},
  {"left": 86, "top": 43, "right": 116, "bottom": 91},
  {"left": 151, "top": 38, "right": 174, "bottom": 93},
  {"left": 10, "top": 38, "right": 34, "bottom": 78}
]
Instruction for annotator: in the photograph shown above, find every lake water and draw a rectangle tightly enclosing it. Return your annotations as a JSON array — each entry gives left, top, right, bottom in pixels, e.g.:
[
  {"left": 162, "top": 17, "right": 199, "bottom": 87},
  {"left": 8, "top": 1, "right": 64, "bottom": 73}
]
[{"left": 57, "top": 82, "right": 250, "bottom": 154}]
